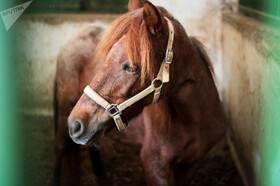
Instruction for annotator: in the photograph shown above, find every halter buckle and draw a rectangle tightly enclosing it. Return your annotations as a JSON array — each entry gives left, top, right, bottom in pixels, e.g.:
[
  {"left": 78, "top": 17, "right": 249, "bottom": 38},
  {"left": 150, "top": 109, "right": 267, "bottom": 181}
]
[
  {"left": 106, "top": 104, "right": 121, "bottom": 118},
  {"left": 165, "top": 49, "right": 173, "bottom": 64}
]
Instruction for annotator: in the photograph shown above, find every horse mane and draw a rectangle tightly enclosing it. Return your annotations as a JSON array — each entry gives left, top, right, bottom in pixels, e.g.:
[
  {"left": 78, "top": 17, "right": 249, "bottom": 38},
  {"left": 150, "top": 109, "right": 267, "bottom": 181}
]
[
  {"left": 95, "top": 8, "right": 215, "bottom": 83},
  {"left": 96, "top": 8, "right": 156, "bottom": 83},
  {"left": 189, "top": 37, "right": 215, "bottom": 79}
]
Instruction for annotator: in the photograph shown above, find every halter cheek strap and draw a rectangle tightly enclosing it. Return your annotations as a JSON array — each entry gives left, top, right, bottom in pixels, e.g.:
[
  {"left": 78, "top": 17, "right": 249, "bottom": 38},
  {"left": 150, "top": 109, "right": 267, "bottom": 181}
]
[{"left": 83, "top": 17, "right": 174, "bottom": 132}]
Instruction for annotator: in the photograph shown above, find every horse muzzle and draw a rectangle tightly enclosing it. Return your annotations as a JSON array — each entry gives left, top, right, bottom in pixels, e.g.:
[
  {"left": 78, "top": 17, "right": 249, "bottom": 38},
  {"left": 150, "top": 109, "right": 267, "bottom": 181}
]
[{"left": 68, "top": 119, "right": 106, "bottom": 146}]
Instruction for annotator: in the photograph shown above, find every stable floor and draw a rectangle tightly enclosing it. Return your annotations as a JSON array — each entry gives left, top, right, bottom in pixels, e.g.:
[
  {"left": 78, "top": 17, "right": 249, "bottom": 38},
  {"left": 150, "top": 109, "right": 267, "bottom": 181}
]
[{"left": 20, "top": 115, "right": 243, "bottom": 186}]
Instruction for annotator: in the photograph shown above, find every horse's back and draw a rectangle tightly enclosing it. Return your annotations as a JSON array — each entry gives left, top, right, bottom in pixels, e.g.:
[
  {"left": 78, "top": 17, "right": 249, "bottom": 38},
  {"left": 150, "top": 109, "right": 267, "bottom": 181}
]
[{"left": 55, "top": 24, "right": 105, "bottom": 112}]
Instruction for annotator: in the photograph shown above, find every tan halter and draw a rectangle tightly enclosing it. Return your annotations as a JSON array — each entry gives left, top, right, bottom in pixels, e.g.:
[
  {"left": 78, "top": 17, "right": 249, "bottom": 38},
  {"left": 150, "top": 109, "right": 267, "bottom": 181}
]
[{"left": 84, "top": 17, "right": 174, "bottom": 132}]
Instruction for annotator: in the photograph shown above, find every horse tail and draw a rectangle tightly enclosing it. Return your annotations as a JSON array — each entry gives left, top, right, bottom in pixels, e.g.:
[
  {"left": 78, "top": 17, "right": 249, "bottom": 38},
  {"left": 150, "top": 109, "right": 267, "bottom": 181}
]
[
  {"left": 189, "top": 37, "right": 216, "bottom": 80},
  {"left": 53, "top": 74, "right": 58, "bottom": 134}
]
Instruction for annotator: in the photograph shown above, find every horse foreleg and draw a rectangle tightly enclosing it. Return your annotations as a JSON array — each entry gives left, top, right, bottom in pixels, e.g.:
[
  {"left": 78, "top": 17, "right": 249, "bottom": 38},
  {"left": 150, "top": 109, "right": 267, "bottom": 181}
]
[
  {"left": 140, "top": 147, "right": 174, "bottom": 186},
  {"left": 173, "top": 161, "right": 201, "bottom": 185},
  {"left": 88, "top": 147, "right": 105, "bottom": 177},
  {"left": 52, "top": 116, "right": 69, "bottom": 186},
  {"left": 52, "top": 143, "right": 64, "bottom": 186},
  {"left": 89, "top": 147, "right": 113, "bottom": 185},
  {"left": 141, "top": 145, "right": 201, "bottom": 186}
]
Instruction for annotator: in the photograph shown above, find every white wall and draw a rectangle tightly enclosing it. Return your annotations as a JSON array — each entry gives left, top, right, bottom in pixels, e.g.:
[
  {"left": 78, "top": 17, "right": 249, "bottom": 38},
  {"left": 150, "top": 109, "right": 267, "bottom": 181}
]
[{"left": 222, "top": 13, "right": 280, "bottom": 186}]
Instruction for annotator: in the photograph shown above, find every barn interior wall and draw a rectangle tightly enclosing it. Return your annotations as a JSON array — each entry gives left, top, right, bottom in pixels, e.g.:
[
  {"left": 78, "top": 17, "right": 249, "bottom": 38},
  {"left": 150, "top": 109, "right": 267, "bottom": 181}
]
[{"left": 222, "top": 13, "right": 280, "bottom": 186}]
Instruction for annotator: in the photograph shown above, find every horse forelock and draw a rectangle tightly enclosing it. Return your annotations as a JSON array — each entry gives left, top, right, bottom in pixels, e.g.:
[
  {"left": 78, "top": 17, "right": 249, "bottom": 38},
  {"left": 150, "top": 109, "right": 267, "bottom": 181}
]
[{"left": 95, "top": 8, "right": 158, "bottom": 84}]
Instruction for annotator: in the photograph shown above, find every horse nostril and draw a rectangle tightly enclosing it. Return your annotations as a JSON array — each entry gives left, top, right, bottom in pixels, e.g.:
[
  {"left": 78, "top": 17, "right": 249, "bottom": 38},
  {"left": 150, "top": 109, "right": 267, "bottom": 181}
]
[
  {"left": 70, "top": 120, "right": 84, "bottom": 138},
  {"left": 73, "top": 122, "right": 81, "bottom": 133}
]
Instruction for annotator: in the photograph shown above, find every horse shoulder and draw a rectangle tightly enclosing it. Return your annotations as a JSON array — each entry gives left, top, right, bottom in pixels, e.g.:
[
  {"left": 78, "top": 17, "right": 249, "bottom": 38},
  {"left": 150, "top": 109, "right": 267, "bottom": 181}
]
[{"left": 109, "top": 113, "right": 145, "bottom": 148}]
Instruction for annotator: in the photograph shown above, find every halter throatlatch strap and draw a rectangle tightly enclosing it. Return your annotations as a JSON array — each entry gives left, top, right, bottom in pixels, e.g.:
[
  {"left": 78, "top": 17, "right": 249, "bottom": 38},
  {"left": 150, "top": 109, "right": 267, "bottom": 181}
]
[{"left": 83, "top": 17, "right": 174, "bottom": 132}]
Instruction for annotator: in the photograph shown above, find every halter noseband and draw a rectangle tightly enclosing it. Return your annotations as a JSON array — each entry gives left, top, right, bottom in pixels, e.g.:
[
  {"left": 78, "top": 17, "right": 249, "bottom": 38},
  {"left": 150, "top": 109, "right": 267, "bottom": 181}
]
[{"left": 83, "top": 17, "right": 174, "bottom": 132}]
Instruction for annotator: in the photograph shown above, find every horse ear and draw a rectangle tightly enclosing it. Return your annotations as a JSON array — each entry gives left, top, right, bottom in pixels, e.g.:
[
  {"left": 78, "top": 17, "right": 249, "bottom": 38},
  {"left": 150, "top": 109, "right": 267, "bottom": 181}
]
[
  {"left": 128, "top": 0, "right": 143, "bottom": 11},
  {"left": 143, "top": 1, "right": 162, "bottom": 35}
]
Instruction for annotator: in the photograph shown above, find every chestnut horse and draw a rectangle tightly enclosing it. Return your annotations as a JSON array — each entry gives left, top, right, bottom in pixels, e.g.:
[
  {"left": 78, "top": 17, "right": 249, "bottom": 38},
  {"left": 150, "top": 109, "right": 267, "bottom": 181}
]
[
  {"left": 53, "top": 24, "right": 106, "bottom": 185},
  {"left": 68, "top": 0, "right": 226, "bottom": 185}
]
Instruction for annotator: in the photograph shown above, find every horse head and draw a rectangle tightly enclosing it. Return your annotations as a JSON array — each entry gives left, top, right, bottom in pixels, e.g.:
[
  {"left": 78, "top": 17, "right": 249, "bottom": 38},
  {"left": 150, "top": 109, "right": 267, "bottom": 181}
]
[{"left": 67, "top": 1, "right": 177, "bottom": 145}]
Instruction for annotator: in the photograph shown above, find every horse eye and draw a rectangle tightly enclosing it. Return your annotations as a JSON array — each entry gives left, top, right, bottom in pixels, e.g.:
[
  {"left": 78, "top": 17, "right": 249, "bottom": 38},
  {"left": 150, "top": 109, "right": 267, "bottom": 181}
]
[{"left": 122, "top": 61, "right": 139, "bottom": 74}]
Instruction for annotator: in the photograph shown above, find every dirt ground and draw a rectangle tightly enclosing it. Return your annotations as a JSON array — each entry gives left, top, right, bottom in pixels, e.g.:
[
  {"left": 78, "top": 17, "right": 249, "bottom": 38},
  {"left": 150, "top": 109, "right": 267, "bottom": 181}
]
[{"left": 21, "top": 115, "right": 243, "bottom": 186}]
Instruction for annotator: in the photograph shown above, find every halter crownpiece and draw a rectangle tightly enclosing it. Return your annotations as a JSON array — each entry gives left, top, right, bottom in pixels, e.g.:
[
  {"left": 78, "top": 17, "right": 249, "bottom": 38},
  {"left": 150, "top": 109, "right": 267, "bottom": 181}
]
[{"left": 83, "top": 17, "right": 174, "bottom": 132}]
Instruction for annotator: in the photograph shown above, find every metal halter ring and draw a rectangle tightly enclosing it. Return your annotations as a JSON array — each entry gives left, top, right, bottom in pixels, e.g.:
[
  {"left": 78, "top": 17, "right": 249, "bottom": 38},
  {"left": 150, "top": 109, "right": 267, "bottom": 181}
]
[
  {"left": 151, "top": 78, "right": 163, "bottom": 89},
  {"left": 106, "top": 104, "right": 121, "bottom": 118}
]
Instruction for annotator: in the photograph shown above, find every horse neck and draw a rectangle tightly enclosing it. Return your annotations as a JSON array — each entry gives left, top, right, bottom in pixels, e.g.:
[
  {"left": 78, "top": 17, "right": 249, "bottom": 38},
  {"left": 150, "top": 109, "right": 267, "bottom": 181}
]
[{"left": 157, "top": 33, "right": 217, "bottom": 129}]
